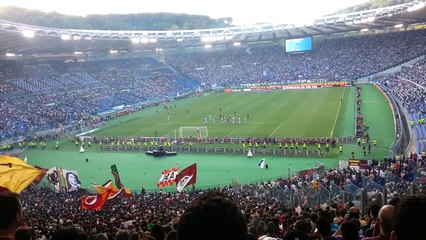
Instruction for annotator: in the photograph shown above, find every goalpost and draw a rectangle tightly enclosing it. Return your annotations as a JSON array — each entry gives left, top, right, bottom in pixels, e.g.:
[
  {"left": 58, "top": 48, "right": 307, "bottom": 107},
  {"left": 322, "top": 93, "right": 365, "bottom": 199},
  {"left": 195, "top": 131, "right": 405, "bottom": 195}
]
[{"left": 178, "top": 126, "right": 208, "bottom": 139}]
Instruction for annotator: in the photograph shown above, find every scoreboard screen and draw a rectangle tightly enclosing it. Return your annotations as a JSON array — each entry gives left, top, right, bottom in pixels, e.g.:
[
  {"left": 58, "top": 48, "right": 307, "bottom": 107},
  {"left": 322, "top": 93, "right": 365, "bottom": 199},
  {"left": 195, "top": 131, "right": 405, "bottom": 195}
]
[{"left": 285, "top": 37, "right": 312, "bottom": 53}]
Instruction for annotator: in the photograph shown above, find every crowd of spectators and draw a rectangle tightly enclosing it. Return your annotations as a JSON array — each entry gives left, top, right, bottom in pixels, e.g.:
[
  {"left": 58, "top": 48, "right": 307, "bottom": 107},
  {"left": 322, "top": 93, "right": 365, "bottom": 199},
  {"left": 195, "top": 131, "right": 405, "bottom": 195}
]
[
  {"left": 0, "top": 58, "right": 198, "bottom": 141},
  {"left": 0, "top": 151, "right": 423, "bottom": 240},
  {"left": 166, "top": 29, "right": 426, "bottom": 87},
  {"left": 1, "top": 29, "right": 425, "bottom": 141},
  {"left": 378, "top": 58, "right": 426, "bottom": 113}
]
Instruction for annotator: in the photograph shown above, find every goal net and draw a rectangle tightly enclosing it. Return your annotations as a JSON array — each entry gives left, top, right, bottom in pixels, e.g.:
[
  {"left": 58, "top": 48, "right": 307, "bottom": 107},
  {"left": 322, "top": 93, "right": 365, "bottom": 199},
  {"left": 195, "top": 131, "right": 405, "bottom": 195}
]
[{"left": 178, "top": 126, "right": 208, "bottom": 138}]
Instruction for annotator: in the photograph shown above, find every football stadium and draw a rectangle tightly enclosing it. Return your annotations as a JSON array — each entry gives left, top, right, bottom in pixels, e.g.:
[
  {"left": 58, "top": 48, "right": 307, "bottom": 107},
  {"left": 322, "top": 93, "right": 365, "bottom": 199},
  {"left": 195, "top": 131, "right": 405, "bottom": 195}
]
[{"left": 0, "top": 0, "right": 426, "bottom": 239}]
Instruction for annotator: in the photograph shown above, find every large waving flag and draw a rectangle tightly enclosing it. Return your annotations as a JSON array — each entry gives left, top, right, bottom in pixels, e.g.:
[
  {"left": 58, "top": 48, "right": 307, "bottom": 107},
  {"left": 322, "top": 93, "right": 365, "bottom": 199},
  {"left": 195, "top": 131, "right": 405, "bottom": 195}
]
[
  {"left": 33, "top": 166, "right": 48, "bottom": 185},
  {"left": 46, "top": 167, "right": 61, "bottom": 191},
  {"left": 111, "top": 164, "right": 123, "bottom": 188},
  {"left": 158, "top": 167, "right": 179, "bottom": 188},
  {"left": 110, "top": 164, "right": 132, "bottom": 197},
  {"left": 93, "top": 180, "right": 125, "bottom": 200},
  {"left": 0, "top": 155, "right": 42, "bottom": 193},
  {"left": 81, "top": 190, "right": 111, "bottom": 211},
  {"left": 61, "top": 169, "right": 81, "bottom": 192},
  {"left": 176, "top": 164, "right": 197, "bottom": 192}
]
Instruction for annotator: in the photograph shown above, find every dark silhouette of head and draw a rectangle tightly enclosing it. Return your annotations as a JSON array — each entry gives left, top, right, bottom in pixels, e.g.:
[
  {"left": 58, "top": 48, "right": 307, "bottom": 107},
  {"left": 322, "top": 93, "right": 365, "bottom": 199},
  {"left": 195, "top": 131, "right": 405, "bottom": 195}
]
[
  {"left": 391, "top": 195, "right": 426, "bottom": 240},
  {"left": 177, "top": 191, "right": 247, "bottom": 240},
  {"left": 51, "top": 226, "right": 79, "bottom": 240},
  {"left": 0, "top": 192, "right": 22, "bottom": 235},
  {"left": 316, "top": 217, "right": 332, "bottom": 237},
  {"left": 341, "top": 219, "right": 360, "bottom": 240}
]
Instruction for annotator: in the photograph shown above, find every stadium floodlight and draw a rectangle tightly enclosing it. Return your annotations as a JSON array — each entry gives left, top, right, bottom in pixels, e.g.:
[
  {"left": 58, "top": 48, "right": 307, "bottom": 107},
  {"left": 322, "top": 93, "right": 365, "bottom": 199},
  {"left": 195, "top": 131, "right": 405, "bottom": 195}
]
[
  {"left": 61, "top": 34, "right": 71, "bottom": 40},
  {"left": 201, "top": 36, "right": 209, "bottom": 42},
  {"left": 216, "top": 35, "right": 225, "bottom": 41},
  {"left": 233, "top": 42, "right": 241, "bottom": 46},
  {"left": 360, "top": 28, "right": 369, "bottom": 32},
  {"left": 5, "top": 53, "right": 15, "bottom": 57},
  {"left": 360, "top": 17, "right": 374, "bottom": 23},
  {"left": 394, "top": 24, "right": 403, "bottom": 28},
  {"left": 141, "top": 37, "right": 149, "bottom": 43},
  {"left": 201, "top": 36, "right": 215, "bottom": 42},
  {"left": 149, "top": 38, "right": 157, "bottom": 43},
  {"left": 131, "top": 37, "right": 140, "bottom": 44},
  {"left": 21, "top": 29, "right": 35, "bottom": 38},
  {"left": 204, "top": 44, "right": 212, "bottom": 48}
]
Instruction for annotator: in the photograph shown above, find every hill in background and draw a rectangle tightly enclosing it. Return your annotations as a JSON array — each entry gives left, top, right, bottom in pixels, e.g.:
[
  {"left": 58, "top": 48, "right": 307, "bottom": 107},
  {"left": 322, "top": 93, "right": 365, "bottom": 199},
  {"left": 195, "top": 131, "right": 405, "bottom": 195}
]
[
  {"left": 333, "top": 0, "right": 412, "bottom": 15},
  {"left": 0, "top": 6, "right": 233, "bottom": 30}
]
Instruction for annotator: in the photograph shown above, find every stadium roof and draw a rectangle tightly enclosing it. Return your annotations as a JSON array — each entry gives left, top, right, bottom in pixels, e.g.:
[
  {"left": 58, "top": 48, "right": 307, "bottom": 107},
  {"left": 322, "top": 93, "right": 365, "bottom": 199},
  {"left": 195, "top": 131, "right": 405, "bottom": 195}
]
[{"left": 0, "top": 0, "right": 425, "bottom": 58}]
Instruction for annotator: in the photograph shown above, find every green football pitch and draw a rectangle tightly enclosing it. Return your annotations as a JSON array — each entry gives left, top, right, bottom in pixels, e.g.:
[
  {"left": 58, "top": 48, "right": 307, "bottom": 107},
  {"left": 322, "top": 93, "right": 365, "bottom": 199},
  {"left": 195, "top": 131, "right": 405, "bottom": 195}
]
[
  {"left": 95, "top": 87, "right": 355, "bottom": 138},
  {"left": 21, "top": 84, "right": 395, "bottom": 192}
]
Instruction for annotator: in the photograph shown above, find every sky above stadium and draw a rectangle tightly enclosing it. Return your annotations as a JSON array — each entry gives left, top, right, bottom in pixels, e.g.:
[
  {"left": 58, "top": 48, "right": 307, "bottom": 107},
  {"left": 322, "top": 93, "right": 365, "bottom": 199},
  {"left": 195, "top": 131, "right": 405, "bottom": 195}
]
[{"left": 0, "top": 0, "right": 368, "bottom": 26}]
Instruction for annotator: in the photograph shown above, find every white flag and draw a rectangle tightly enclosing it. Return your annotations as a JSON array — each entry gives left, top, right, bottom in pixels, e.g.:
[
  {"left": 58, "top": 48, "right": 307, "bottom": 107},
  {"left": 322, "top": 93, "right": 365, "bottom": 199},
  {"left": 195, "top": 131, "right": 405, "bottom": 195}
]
[
  {"left": 257, "top": 159, "right": 266, "bottom": 169},
  {"left": 176, "top": 175, "right": 193, "bottom": 192}
]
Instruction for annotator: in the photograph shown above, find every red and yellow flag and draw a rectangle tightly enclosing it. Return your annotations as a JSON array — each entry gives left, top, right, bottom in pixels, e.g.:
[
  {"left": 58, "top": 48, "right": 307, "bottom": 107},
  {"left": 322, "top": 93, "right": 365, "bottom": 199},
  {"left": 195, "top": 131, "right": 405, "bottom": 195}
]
[
  {"left": 158, "top": 167, "right": 179, "bottom": 188},
  {"left": 93, "top": 180, "right": 129, "bottom": 200},
  {"left": 81, "top": 190, "right": 111, "bottom": 211},
  {"left": 0, "top": 155, "right": 42, "bottom": 193}
]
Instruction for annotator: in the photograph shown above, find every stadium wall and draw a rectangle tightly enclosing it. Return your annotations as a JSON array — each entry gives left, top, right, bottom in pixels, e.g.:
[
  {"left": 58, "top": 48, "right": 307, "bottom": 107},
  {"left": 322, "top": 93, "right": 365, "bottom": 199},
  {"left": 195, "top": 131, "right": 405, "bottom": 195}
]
[
  {"left": 224, "top": 82, "right": 347, "bottom": 92},
  {"left": 100, "top": 145, "right": 328, "bottom": 157}
]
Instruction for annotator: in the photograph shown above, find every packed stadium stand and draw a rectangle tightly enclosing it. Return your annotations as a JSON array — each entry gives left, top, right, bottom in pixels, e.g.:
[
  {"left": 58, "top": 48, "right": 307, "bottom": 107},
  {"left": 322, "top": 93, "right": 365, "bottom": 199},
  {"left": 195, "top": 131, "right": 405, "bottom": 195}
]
[
  {"left": 166, "top": 30, "right": 426, "bottom": 86},
  {"left": 376, "top": 57, "right": 426, "bottom": 154},
  {"left": 6, "top": 153, "right": 425, "bottom": 240},
  {"left": 1, "top": 2, "right": 426, "bottom": 239},
  {"left": 378, "top": 58, "right": 426, "bottom": 113},
  {"left": 0, "top": 58, "right": 198, "bottom": 140},
  {"left": 1, "top": 29, "right": 425, "bottom": 141}
]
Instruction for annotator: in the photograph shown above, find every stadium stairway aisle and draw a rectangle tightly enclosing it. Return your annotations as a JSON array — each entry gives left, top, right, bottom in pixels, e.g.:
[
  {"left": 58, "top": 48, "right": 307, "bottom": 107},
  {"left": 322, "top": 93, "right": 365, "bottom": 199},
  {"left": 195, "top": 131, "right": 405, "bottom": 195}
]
[{"left": 411, "top": 113, "right": 426, "bottom": 154}]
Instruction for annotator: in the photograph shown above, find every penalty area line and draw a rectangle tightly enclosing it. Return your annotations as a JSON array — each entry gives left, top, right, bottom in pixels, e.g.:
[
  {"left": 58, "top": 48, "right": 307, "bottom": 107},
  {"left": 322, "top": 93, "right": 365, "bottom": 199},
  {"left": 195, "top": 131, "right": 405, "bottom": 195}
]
[{"left": 270, "top": 122, "right": 283, "bottom": 137}]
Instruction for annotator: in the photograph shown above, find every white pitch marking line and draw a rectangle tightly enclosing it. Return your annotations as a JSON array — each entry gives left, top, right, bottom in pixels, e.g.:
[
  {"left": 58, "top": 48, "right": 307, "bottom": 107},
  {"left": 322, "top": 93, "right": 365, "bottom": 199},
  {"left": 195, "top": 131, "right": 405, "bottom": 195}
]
[{"left": 270, "top": 122, "right": 283, "bottom": 137}]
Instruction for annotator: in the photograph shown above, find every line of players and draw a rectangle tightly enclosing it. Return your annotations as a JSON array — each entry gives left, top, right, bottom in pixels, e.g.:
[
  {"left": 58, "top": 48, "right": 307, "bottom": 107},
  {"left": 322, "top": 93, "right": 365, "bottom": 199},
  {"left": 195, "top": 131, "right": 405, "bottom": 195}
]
[
  {"left": 241, "top": 140, "right": 337, "bottom": 152},
  {"left": 203, "top": 114, "right": 248, "bottom": 124}
]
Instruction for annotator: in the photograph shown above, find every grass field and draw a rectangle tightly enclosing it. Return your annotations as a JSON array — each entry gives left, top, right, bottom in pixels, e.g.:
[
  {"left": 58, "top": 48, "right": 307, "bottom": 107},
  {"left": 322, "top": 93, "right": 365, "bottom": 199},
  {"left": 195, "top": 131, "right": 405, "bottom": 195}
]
[
  {"left": 21, "top": 84, "right": 396, "bottom": 192},
  {"left": 95, "top": 87, "right": 354, "bottom": 138},
  {"left": 22, "top": 149, "right": 338, "bottom": 192}
]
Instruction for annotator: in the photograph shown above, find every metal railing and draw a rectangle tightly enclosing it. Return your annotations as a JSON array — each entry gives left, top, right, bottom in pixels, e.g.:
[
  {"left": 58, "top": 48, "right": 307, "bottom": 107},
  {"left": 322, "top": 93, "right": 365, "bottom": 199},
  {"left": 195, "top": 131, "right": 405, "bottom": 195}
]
[{"left": 100, "top": 145, "right": 327, "bottom": 157}]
